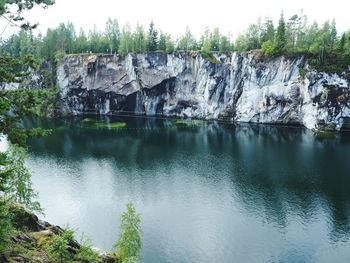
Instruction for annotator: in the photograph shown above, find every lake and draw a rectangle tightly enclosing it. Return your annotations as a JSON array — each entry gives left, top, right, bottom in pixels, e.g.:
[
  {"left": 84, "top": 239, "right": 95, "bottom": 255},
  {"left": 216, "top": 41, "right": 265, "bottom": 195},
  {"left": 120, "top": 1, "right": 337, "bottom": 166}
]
[{"left": 25, "top": 116, "right": 350, "bottom": 263}]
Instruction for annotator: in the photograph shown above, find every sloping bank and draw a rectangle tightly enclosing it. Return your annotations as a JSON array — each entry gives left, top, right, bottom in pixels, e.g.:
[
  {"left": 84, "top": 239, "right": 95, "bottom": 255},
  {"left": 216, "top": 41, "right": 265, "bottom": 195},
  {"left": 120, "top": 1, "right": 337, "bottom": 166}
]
[{"left": 1, "top": 204, "right": 116, "bottom": 263}]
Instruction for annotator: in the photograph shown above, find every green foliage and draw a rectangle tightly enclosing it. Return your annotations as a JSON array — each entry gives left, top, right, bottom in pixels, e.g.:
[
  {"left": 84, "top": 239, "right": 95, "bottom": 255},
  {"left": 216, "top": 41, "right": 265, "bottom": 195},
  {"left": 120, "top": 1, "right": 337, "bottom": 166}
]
[
  {"left": 46, "top": 226, "right": 75, "bottom": 263},
  {"left": 1, "top": 88, "right": 56, "bottom": 146},
  {"left": 0, "top": 199, "right": 12, "bottom": 254},
  {"left": 219, "top": 35, "right": 233, "bottom": 53},
  {"left": 165, "top": 36, "right": 175, "bottom": 54},
  {"left": 115, "top": 203, "right": 142, "bottom": 263},
  {"left": 76, "top": 235, "right": 100, "bottom": 263},
  {"left": 2, "top": 9, "right": 350, "bottom": 74},
  {"left": 299, "top": 68, "right": 306, "bottom": 78},
  {"left": 1, "top": 146, "right": 41, "bottom": 211},
  {"left": 0, "top": 0, "right": 54, "bottom": 29},
  {"left": 0, "top": 0, "right": 54, "bottom": 257},
  {"left": 262, "top": 40, "right": 277, "bottom": 57},
  {"left": 46, "top": 234, "right": 72, "bottom": 263},
  {"left": 132, "top": 23, "right": 146, "bottom": 53},
  {"left": 147, "top": 21, "right": 158, "bottom": 51},
  {"left": 54, "top": 50, "right": 65, "bottom": 63},
  {"left": 201, "top": 51, "right": 220, "bottom": 64},
  {"left": 234, "top": 33, "right": 249, "bottom": 52},
  {"left": 200, "top": 27, "right": 233, "bottom": 54},
  {"left": 118, "top": 24, "right": 132, "bottom": 56},
  {"left": 105, "top": 18, "right": 120, "bottom": 53},
  {"left": 177, "top": 27, "right": 197, "bottom": 51},
  {"left": 0, "top": 54, "right": 37, "bottom": 83},
  {"left": 262, "top": 12, "right": 287, "bottom": 56},
  {"left": 158, "top": 32, "right": 167, "bottom": 51}
]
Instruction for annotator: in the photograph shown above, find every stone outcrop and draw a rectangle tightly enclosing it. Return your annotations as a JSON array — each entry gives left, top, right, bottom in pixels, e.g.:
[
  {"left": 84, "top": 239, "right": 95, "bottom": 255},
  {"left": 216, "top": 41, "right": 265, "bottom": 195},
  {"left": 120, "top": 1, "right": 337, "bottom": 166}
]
[{"left": 58, "top": 52, "right": 350, "bottom": 130}]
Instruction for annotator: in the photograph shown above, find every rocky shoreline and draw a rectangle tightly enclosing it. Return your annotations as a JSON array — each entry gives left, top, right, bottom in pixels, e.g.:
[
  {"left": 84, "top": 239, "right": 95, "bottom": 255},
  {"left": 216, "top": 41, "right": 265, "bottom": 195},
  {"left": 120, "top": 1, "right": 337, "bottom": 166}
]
[{"left": 1, "top": 204, "right": 116, "bottom": 263}]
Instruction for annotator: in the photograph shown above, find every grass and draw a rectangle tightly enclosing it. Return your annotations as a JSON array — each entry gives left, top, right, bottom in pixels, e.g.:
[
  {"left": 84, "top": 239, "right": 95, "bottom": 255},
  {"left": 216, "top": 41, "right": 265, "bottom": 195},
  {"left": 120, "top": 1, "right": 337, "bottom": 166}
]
[{"left": 80, "top": 118, "right": 127, "bottom": 130}]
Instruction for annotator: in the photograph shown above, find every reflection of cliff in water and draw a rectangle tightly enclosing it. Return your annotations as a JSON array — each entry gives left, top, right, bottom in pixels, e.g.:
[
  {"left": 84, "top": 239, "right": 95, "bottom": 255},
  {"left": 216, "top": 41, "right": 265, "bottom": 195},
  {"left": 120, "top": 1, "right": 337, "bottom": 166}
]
[{"left": 25, "top": 116, "right": 350, "bottom": 242}]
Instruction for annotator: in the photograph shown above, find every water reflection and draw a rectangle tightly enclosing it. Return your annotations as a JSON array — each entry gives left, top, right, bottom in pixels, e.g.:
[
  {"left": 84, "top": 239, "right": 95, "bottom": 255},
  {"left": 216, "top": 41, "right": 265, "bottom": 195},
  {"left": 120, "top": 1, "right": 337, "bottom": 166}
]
[{"left": 25, "top": 116, "right": 350, "bottom": 263}]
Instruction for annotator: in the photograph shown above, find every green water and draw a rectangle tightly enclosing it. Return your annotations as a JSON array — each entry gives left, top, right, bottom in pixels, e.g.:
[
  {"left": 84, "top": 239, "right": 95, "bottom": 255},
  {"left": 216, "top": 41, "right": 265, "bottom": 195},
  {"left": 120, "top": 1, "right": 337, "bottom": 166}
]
[{"left": 25, "top": 116, "right": 350, "bottom": 263}]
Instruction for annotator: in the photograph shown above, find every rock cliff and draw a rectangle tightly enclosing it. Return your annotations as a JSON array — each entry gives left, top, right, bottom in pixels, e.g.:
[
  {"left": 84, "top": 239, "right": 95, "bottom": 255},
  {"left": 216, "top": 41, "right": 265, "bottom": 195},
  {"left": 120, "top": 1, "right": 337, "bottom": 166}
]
[{"left": 58, "top": 52, "right": 350, "bottom": 130}]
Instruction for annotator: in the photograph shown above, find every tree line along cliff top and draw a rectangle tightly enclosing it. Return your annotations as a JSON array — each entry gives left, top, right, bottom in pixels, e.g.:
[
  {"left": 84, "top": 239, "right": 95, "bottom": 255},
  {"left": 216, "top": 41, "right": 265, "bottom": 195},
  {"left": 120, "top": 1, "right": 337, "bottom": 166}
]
[{"left": 1, "top": 11, "right": 350, "bottom": 74}]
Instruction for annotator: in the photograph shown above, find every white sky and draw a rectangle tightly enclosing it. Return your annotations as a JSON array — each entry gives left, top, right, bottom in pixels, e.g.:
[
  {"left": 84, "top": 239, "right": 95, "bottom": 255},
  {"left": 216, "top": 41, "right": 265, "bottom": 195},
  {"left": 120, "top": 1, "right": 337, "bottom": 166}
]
[{"left": 0, "top": 0, "right": 349, "bottom": 40}]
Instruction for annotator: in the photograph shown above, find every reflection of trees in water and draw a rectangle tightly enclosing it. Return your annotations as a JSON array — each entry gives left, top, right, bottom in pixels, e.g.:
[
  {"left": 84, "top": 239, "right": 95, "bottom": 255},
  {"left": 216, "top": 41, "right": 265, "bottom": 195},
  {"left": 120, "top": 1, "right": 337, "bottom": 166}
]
[
  {"left": 226, "top": 125, "right": 350, "bottom": 242},
  {"left": 26, "top": 116, "right": 350, "bottom": 241}
]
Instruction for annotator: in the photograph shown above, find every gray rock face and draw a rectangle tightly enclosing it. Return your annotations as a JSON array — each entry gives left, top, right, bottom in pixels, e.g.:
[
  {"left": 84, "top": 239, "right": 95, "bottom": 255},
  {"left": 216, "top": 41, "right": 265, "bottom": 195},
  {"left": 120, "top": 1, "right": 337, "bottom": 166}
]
[{"left": 58, "top": 52, "right": 350, "bottom": 130}]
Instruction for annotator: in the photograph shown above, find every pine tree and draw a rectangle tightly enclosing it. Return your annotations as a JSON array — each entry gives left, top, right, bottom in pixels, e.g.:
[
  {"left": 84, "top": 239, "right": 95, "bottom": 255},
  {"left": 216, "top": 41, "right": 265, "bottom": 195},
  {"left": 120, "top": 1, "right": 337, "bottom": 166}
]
[
  {"left": 147, "top": 21, "right": 158, "bottom": 51},
  {"left": 158, "top": 32, "right": 167, "bottom": 51},
  {"left": 330, "top": 19, "right": 337, "bottom": 47},
  {"left": 275, "top": 11, "right": 287, "bottom": 54},
  {"left": 339, "top": 33, "right": 346, "bottom": 51}
]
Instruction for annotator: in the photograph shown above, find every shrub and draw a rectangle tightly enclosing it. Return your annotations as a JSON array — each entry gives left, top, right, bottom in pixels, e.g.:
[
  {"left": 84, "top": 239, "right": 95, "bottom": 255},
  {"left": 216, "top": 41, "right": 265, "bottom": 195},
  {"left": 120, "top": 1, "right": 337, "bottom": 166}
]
[
  {"left": 46, "top": 226, "right": 75, "bottom": 263},
  {"left": 262, "top": 40, "right": 277, "bottom": 57},
  {"left": 76, "top": 235, "right": 100, "bottom": 263},
  {"left": 46, "top": 234, "right": 72, "bottom": 263}
]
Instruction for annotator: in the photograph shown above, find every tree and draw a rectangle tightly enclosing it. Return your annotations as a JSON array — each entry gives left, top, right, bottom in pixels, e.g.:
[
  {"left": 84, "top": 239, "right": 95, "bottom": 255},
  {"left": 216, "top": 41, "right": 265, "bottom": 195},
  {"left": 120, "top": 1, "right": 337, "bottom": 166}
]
[
  {"left": 210, "top": 27, "right": 221, "bottom": 51},
  {"left": 235, "top": 33, "right": 249, "bottom": 52},
  {"left": 74, "top": 28, "right": 89, "bottom": 53},
  {"left": 0, "top": 153, "right": 13, "bottom": 255},
  {"left": 147, "top": 21, "right": 158, "bottom": 51},
  {"left": 261, "top": 18, "right": 275, "bottom": 43},
  {"left": 132, "top": 23, "right": 146, "bottom": 53},
  {"left": 56, "top": 22, "right": 76, "bottom": 54},
  {"left": 115, "top": 203, "right": 142, "bottom": 262},
  {"left": 118, "top": 23, "right": 132, "bottom": 56},
  {"left": 306, "top": 22, "right": 320, "bottom": 54},
  {"left": 275, "top": 11, "right": 287, "bottom": 54},
  {"left": 1, "top": 1, "right": 55, "bottom": 255},
  {"left": 0, "top": 0, "right": 54, "bottom": 31},
  {"left": 330, "top": 19, "right": 337, "bottom": 47},
  {"left": 165, "top": 34, "right": 175, "bottom": 53},
  {"left": 338, "top": 33, "right": 346, "bottom": 52},
  {"left": 286, "top": 14, "right": 301, "bottom": 51},
  {"left": 158, "top": 31, "right": 167, "bottom": 51},
  {"left": 88, "top": 25, "right": 109, "bottom": 53},
  {"left": 219, "top": 35, "right": 233, "bottom": 53},
  {"left": 245, "top": 23, "right": 261, "bottom": 50},
  {"left": 105, "top": 18, "right": 120, "bottom": 54},
  {"left": 1, "top": 146, "right": 40, "bottom": 210},
  {"left": 177, "top": 27, "right": 196, "bottom": 51}
]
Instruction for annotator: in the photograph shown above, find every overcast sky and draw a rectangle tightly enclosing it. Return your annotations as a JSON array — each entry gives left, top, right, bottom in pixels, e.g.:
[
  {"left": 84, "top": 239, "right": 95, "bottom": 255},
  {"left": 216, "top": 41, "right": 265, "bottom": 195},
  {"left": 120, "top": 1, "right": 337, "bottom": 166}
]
[{"left": 0, "top": 0, "right": 349, "bottom": 40}]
